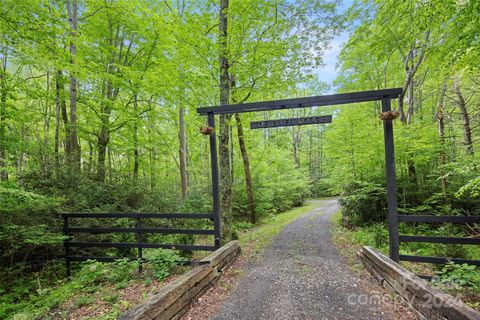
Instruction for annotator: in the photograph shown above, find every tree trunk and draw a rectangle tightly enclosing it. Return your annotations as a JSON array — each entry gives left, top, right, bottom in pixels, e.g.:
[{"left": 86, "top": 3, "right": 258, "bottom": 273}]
[
  {"left": 234, "top": 113, "right": 256, "bottom": 224},
  {"left": 406, "top": 78, "right": 414, "bottom": 124},
  {"left": 436, "top": 82, "right": 447, "bottom": 194},
  {"left": 398, "top": 31, "right": 429, "bottom": 124},
  {"left": 292, "top": 126, "right": 301, "bottom": 167},
  {"left": 57, "top": 71, "right": 71, "bottom": 155},
  {"left": 453, "top": 76, "right": 473, "bottom": 155},
  {"left": 96, "top": 18, "right": 120, "bottom": 183},
  {"left": 133, "top": 94, "right": 139, "bottom": 180},
  {"left": 149, "top": 148, "right": 156, "bottom": 190},
  {"left": 178, "top": 105, "right": 189, "bottom": 199},
  {"left": 308, "top": 130, "right": 314, "bottom": 176},
  {"left": 96, "top": 80, "right": 113, "bottom": 182},
  {"left": 42, "top": 72, "right": 51, "bottom": 174},
  {"left": 218, "top": 0, "right": 233, "bottom": 240},
  {"left": 407, "top": 159, "right": 417, "bottom": 184},
  {"left": 54, "top": 71, "right": 62, "bottom": 170},
  {"left": 318, "top": 129, "right": 323, "bottom": 178},
  {"left": 177, "top": 1, "right": 189, "bottom": 200},
  {"left": 108, "top": 146, "right": 112, "bottom": 183},
  {"left": 87, "top": 141, "right": 93, "bottom": 175},
  {"left": 0, "top": 49, "right": 8, "bottom": 181},
  {"left": 97, "top": 104, "right": 111, "bottom": 183},
  {"left": 66, "top": 0, "right": 80, "bottom": 168}
]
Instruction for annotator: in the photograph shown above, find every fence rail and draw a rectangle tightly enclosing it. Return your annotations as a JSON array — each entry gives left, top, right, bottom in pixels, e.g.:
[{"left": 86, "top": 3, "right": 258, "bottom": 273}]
[
  {"left": 64, "top": 227, "right": 215, "bottom": 235},
  {"left": 66, "top": 242, "right": 216, "bottom": 251},
  {"left": 398, "top": 214, "right": 480, "bottom": 224},
  {"left": 62, "top": 213, "right": 218, "bottom": 277},
  {"left": 399, "top": 235, "right": 480, "bottom": 245},
  {"left": 399, "top": 255, "right": 480, "bottom": 266},
  {"left": 398, "top": 214, "right": 480, "bottom": 271},
  {"left": 62, "top": 213, "right": 215, "bottom": 219}
]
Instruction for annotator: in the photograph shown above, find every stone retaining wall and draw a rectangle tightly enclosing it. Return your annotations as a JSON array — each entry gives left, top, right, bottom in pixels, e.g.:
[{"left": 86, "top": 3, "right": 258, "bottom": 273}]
[
  {"left": 119, "top": 241, "right": 241, "bottom": 320},
  {"left": 358, "top": 246, "right": 480, "bottom": 320}
]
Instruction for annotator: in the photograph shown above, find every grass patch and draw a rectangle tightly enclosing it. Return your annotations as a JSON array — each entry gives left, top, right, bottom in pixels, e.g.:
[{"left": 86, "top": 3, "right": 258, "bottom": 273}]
[
  {"left": 237, "top": 203, "right": 315, "bottom": 258},
  {"left": 75, "top": 295, "right": 96, "bottom": 308},
  {"left": 331, "top": 210, "right": 434, "bottom": 274},
  {"left": 331, "top": 210, "right": 480, "bottom": 310},
  {"left": 330, "top": 210, "right": 367, "bottom": 273}
]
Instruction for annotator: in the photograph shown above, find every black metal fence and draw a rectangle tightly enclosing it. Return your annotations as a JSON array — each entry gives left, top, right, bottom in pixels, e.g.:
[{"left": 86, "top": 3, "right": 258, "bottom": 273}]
[
  {"left": 62, "top": 213, "right": 218, "bottom": 276},
  {"left": 397, "top": 214, "right": 480, "bottom": 278}
]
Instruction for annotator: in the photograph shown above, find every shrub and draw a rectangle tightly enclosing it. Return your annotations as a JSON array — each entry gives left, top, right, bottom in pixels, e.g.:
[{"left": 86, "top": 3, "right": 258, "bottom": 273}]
[
  {"left": 338, "top": 180, "right": 387, "bottom": 227},
  {"left": 311, "top": 178, "right": 336, "bottom": 197},
  {"left": 233, "top": 221, "right": 253, "bottom": 230},
  {"left": 148, "top": 249, "right": 185, "bottom": 281},
  {"left": 231, "top": 148, "right": 312, "bottom": 220},
  {"left": 372, "top": 223, "right": 388, "bottom": 247},
  {"left": 434, "top": 262, "right": 480, "bottom": 294},
  {"left": 0, "top": 187, "right": 65, "bottom": 268},
  {"left": 455, "top": 177, "right": 480, "bottom": 200},
  {"left": 75, "top": 295, "right": 95, "bottom": 308},
  {"left": 433, "top": 244, "right": 468, "bottom": 260},
  {"left": 76, "top": 259, "right": 139, "bottom": 288}
]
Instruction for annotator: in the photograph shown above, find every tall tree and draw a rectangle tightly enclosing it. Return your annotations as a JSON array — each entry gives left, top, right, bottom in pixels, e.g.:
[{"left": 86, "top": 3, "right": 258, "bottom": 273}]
[
  {"left": 218, "top": 0, "right": 233, "bottom": 239},
  {"left": 453, "top": 75, "right": 473, "bottom": 155},
  {"left": 66, "top": 0, "right": 80, "bottom": 168},
  {"left": 399, "top": 30, "right": 430, "bottom": 124},
  {"left": 436, "top": 82, "right": 447, "bottom": 194},
  {"left": 178, "top": 103, "right": 189, "bottom": 198},
  {"left": 177, "top": 0, "right": 189, "bottom": 200},
  {"left": 0, "top": 41, "right": 8, "bottom": 181},
  {"left": 234, "top": 113, "right": 256, "bottom": 224}
]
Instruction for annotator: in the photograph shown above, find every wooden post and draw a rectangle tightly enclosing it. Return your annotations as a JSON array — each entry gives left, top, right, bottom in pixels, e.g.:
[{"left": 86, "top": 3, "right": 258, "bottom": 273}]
[
  {"left": 63, "top": 215, "right": 71, "bottom": 278},
  {"left": 381, "top": 97, "right": 400, "bottom": 262},
  {"left": 208, "top": 113, "right": 221, "bottom": 248},
  {"left": 136, "top": 216, "right": 143, "bottom": 272}
]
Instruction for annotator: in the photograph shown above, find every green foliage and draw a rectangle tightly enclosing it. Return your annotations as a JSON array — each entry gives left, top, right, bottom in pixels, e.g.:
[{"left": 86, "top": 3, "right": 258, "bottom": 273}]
[
  {"left": 1, "top": 258, "right": 142, "bottom": 319},
  {"left": 233, "top": 221, "right": 253, "bottom": 231},
  {"left": 0, "top": 187, "right": 65, "bottom": 272},
  {"left": 75, "top": 295, "right": 95, "bottom": 308},
  {"left": 435, "top": 262, "right": 480, "bottom": 294},
  {"left": 235, "top": 150, "right": 312, "bottom": 218},
  {"left": 372, "top": 223, "right": 388, "bottom": 248},
  {"left": 76, "top": 259, "right": 139, "bottom": 287},
  {"left": 178, "top": 191, "right": 213, "bottom": 213},
  {"left": 311, "top": 178, "right": 336, "bottom": 198},
  {"left": 144, "top": 276, "right": 153, "bottom": 287},
  {"left": 338, "top": 180, "right": 387, "bottom": 227},
  {"left": 433, "top": 244, "right": 467, "bottom": 260},
  {"left": 0, "top": 187, "right": 59, "bottom": 213},
  {"left": 102, "top": 294, "right": 119, "bottom": 304},
  {"left": 147, "top": 249, "right": 185, "bottom": 281},
  {"left": 455, "top": 177, "right": 480, "bottom": 200}
]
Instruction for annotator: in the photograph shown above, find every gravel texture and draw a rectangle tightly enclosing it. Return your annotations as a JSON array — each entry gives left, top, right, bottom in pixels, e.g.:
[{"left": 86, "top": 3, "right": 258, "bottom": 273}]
[{"left": 212, "top": 200, "right": 392, "bottom": 320}]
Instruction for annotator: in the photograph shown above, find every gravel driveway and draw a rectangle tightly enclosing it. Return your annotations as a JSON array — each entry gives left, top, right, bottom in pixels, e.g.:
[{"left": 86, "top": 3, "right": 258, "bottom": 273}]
[{"left": 212, "top": 199, "right": 391, "bottom": 320}]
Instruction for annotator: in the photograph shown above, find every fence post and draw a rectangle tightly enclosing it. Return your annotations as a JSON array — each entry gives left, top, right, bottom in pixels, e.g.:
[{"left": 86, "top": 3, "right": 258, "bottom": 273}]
[
  {"left": 381, "top": 96, "right": 400, "bottom": 262},
  {"left": 63, "top": 215, "right": 71, "bottom": 278},
  {"left": 208, "top": 112, "right": 221, "bottom": 248},
  {"left": 136, "top": 215, "right": 143, "bottom": 273}
]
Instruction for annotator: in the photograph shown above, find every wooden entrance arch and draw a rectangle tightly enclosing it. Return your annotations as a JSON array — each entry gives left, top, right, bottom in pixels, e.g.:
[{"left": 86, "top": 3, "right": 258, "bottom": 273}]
[{"left": 198, "top": 88, "right": 402, "bottom": 262}]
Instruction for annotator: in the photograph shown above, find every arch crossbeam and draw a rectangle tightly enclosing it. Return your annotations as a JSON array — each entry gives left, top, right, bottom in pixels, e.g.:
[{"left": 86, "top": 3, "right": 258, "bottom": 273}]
[{"left": 198, "top": 88, "right": 402, "bottom": 115}]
